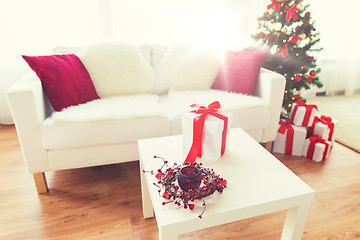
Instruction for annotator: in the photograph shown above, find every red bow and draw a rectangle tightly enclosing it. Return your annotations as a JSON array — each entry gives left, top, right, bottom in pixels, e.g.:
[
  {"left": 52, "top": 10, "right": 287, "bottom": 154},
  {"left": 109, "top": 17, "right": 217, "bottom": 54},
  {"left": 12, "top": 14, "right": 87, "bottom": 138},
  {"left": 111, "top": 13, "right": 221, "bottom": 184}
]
[
  {"left": 267, "top": 0, "right": 283, "bottom": 12},
  {"left": 306, "top": 136, "right": 330, "bottom": 161},
  {"left": 285, "top": 3, "right": 298, "bottom": 22},
  {"left": 184, "top": 101, "right": 228, "bottom": 164},
  {"left": 290, "top": 99, "right": 318, "bottom": 126},
  {"left": 308, "top": 115, "right": 335, "bottom": 141},
  {"left": 275, "top": 44, "right": 289, "bottom": 58},
  {"left": 278, "top": 119, "right": 294, "bottom": 155},
  {"left": 288, "top": 94, "right": 300, "bottom": 99}
]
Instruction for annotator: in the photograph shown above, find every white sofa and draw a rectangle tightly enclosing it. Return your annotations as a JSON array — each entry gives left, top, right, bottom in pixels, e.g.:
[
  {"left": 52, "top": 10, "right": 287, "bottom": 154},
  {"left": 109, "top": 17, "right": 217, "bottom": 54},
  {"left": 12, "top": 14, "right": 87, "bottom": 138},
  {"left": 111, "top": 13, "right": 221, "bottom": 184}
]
[{"left": 7, "top": 42, "right": 285, "bottom": 194}]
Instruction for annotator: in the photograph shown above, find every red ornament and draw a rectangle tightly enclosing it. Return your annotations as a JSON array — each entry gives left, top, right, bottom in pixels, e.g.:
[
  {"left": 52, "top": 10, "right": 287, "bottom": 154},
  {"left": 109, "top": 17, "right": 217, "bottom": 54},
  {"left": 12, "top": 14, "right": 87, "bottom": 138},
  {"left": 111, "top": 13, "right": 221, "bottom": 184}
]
[
  {"left": 162, "top": 191, "right": 171, "bottom": 200},
  {"left": 305, "top": 56, "right": 314, "bottom": 62},
  {"left": 275, "top": 44, "right": 289, "bottom": 58},
  {"left": 294, "top": 75, "right": 301, "bottom": 82},
  {"left": 310, "top": 70, "right": 317, "bottom": 76},
  {"left": 306, "top": 12, "right": 311, "bottom": 17},
  {"left": 306, "top": 75, "right": 314, "bottom": 83},
  {"left": 284, "top": 3, "right": 299, "bottom": 21},
  {"left": 288, "top": 35, "right": 299, "bottom": 44},
  {"left": 267, "top": 34, "right": 276, "bottom": 40},
  {"left": 155, "top": 171, "right": 163, "bottom": 179},
  {"left": 259, "top": 32, "right": 266, "bottom": 38}
]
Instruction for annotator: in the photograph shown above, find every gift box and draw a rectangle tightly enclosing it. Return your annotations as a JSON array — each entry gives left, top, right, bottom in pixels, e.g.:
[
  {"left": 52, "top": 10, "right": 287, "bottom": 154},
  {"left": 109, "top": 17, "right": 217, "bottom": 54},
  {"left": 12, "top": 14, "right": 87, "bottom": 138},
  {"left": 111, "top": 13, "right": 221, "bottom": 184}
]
[
  {"left": 182, "top": 101, "right": 232, "bottom": 162},
  {"left": 307, "top": 115, "right": 338, "bottom": 143},
  {"left": 302, "top": 136, "right": 332, "bottom": 162},
  {"left": 273, "top": 119, "right": 307, "bottom": 156},
  {"left": 290, "top": 99, "right": 318, "bottom": 127}
]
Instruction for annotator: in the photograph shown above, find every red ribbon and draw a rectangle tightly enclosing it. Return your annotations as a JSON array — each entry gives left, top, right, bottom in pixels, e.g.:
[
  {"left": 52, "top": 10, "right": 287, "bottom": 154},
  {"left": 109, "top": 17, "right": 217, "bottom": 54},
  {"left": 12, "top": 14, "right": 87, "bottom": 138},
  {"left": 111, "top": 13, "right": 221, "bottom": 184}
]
[
  {"left": 278, "top": 119, "right": 294, "bottom": 155},
  {"left": 183, "top": 101, "right": 228, "bottom": 165},
  {"left": 285, "top": 3, "right": 298, "bottom": 22},
  {"left": 308, "top": 115, "right": 335, "bottom": 141},
  {"left": 290, "top": 99, "right": 318, "bottom": 126},
  {"left": 306, "top": 136, "right": 330, "bottom": 161},
  {"left": 267, "top": 0, "right": 283, "bottom": 12},
  {"left": 275, "top": 44, "right": 289, "bottom": 58}
]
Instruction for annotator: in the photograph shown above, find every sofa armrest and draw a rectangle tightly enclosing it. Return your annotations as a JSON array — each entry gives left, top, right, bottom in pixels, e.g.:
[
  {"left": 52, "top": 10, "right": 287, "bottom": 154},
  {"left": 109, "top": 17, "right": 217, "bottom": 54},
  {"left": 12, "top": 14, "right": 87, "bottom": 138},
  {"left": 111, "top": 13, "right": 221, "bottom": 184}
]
[
  {"left": 6, "top": 72, "right": 53, "bottom": 173},
  {"left": 254, "top": 68, "right": 286, "bottom": 142}
]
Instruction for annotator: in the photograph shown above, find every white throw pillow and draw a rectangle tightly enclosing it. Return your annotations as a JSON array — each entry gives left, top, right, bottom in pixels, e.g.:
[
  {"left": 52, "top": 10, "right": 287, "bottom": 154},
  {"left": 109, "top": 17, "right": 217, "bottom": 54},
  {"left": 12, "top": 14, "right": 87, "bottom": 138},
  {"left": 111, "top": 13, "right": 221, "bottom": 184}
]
[
  {"left": 79, "top": 42, "right": 155, "bottom": 98},
  {"left": 156, "top": 43, "right": 222, "bottom": 94}
]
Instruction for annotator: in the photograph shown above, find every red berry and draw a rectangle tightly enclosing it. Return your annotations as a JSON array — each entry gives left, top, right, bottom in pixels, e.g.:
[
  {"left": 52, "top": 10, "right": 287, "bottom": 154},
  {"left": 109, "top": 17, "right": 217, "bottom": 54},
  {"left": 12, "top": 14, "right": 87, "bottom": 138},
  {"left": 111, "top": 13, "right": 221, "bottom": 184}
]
[{"left": 188, "top": 204, "right": 195, "bottom": 210}]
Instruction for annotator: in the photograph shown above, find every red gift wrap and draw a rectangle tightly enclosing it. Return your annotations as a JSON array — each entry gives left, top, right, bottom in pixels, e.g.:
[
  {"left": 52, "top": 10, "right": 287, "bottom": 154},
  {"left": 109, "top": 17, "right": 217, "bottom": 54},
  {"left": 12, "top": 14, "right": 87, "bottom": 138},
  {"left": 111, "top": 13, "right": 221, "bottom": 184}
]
[
  {"left": 183, "top": 101, "right": 229, "bottom": 164},
  {"left": 278, "top": 119, "right": 295, "bottom": 155},
  {"left": 304, "top": 136, "right": 331, "bottom": 162},
  {"left": 290, "top": 99, "right": 318, "bottom": 126},
  {"left": 308, "top": 115, "right": 335, "bottom": 141}
]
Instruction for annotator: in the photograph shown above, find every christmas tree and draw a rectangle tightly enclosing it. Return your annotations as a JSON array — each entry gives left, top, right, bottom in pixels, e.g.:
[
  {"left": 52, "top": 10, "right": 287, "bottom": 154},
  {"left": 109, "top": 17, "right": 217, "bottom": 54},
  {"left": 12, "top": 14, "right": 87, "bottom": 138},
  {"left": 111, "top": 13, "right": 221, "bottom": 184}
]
[{"left": 252, "top": 0, "right": 323, "bottom": 116}]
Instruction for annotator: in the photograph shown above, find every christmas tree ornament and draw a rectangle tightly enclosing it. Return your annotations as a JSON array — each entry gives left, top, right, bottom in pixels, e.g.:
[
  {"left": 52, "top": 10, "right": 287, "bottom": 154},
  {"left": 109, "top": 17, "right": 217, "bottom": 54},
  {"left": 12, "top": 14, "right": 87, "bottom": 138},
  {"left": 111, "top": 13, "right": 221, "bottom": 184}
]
[
  {"left": 275, "top": 44, "right": 289, "bottom": 58},
  {"left": 288, "top": 35, "right": 299, "bottom": 44},
  {"left": 294, "top": 75, "right": 301, "bottom": 82},
  {"left": 284, "top": 3, "right": 299, "bottom": 21},
  {"left": 297, "top": 3, "right": 304, "bottom": 11},
  {"left": 306, "top": 75, "right": 314, "bottom": 83},
  {"left": 298, "top": 33, "right": 306, "bottom": 40}
]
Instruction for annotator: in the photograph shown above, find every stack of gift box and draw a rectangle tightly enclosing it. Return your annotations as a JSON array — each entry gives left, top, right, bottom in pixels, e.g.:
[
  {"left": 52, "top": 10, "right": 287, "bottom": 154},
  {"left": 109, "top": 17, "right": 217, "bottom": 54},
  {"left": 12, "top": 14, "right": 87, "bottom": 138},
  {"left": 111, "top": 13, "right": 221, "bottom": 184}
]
[{"left": 273, "top": 99, "right": 338, "bottom": 162}]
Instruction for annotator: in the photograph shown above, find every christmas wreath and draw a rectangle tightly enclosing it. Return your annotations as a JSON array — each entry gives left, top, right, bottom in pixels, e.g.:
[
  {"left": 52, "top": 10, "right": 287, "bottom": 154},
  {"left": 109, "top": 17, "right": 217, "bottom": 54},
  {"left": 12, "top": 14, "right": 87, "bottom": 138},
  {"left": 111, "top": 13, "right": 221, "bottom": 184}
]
[{"left": 143, "top": 156, "right": 227, "bottom": 218}]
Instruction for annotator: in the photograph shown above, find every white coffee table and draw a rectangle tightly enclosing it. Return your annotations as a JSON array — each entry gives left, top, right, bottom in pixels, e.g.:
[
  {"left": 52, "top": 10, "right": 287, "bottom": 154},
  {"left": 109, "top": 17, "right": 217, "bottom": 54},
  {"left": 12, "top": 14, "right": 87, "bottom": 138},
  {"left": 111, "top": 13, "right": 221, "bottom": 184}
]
[{"left": 138, "top": 128, "right": 315, "bottom": 240}]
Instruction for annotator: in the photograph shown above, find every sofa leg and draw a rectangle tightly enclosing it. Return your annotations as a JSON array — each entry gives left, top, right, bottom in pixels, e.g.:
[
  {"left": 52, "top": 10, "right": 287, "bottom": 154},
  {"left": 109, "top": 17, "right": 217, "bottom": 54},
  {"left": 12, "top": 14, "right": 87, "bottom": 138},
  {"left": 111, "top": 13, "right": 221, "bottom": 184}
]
[
  {"left": 264, "top": 141, "right": 273, "bottom": 152},
  {"left": 33, "top": 172, "right": 48, "bottom": 194}
]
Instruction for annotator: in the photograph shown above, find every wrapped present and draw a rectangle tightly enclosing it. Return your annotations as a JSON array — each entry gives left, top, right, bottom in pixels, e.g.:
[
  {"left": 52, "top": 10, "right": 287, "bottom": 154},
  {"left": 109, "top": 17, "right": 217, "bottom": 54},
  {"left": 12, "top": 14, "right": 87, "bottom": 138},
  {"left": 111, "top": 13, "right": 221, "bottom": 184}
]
[
  {"left": 182, "top": 101, "right": 232, "bottom": 163},
  {"left": 290, "top": 99, "right": 318, "bottom": 127},
  {"left": 273, "top": 119, "right": 307, "bottom": 156},
  {"left": 302, "top": 136, "right": 332, "bottom": 162},
  {"left": 307, "top": 115, "right": 338, "bottom": 143}
]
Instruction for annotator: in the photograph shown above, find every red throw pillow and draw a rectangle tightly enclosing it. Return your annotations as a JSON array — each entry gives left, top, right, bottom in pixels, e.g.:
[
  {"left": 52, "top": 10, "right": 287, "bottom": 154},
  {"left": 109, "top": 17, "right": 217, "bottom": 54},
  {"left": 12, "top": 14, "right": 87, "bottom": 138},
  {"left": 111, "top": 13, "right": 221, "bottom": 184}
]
[
  {"left": 22, "top": 54, "right": 99, "bottom": 111},
  {"left": 211, "top": 50, "right": 269, "bottom": 95}
]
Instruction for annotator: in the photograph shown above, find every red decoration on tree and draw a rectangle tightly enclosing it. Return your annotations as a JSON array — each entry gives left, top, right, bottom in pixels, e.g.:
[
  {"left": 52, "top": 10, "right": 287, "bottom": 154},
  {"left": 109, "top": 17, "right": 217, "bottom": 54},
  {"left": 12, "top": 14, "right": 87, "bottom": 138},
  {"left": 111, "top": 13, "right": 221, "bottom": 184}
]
[
  {"left": 267, "top": 34, "right": 276, "bottom": 40},
  {"left": 294, "top": 75, "right": 301, "bottom": 82},
  {"left": 306, "top": 75, "right": 314, "bottom": 83},
  {"left": 288, "top": 35, "right": 299, "bottom": 44},
  {"left": 305, "top": 56, "right": 314, "bottom": 62},
  {"left": 284, "top": 3, "right": 298, "bottom": 21},
  {"left": 276, "top": 44, "right": 289, "bottom": 58},
  {"left": 310, "top": 70, "right": 317, "bottom": 76},
  {"left": 259, "top": 32, "right": 266, "bottom": 38},
  {"left": 267, "top": 0, "right": 283, "bottom": 12}
]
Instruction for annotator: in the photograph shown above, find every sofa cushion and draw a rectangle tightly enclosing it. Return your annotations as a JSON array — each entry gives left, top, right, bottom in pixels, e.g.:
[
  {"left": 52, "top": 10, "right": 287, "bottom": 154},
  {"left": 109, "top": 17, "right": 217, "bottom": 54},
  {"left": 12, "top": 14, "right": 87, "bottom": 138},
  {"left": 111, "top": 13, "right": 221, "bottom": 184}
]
[
  {"left": 41, "top": 95, "right": 169, "bottom": 149},
  {"left": 160, "top": 89, "right": 269, "bottom": 135},
  {"left": 51, "top": 95, "right": 165, "bottom": 122},
  {"left": 212, "top": 50, "right": 269, "bottom": 96},
  {"left": 79, "top": 42, "right": 155, "bottom": 98},
  {"left": 154, "top": 43, "right": 222, "bottom": 94},
  {"left": 22, "top": 54, "right": 100, "bottom": 111},
  {"left": 41, "top": 116, "right": 170, "bottom": 150}
]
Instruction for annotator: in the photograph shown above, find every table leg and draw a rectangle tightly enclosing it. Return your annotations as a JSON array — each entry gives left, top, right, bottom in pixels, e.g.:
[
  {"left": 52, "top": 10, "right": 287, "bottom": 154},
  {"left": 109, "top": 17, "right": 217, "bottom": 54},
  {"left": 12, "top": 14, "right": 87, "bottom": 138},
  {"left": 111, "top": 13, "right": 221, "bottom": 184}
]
[
  {"left": 281, "top": 201, "right": 312, "bottom": 240},
  {"left": 140, "top": 160, "right": 154, "bottom": 219}
]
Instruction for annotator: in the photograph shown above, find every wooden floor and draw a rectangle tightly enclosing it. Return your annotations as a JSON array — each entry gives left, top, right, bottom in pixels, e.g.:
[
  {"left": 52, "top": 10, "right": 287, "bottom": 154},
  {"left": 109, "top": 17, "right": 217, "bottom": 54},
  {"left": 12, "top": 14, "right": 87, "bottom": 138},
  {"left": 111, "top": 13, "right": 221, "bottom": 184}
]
[{"left": 1, "top": 124, "right": 360, "bottom": 240}]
